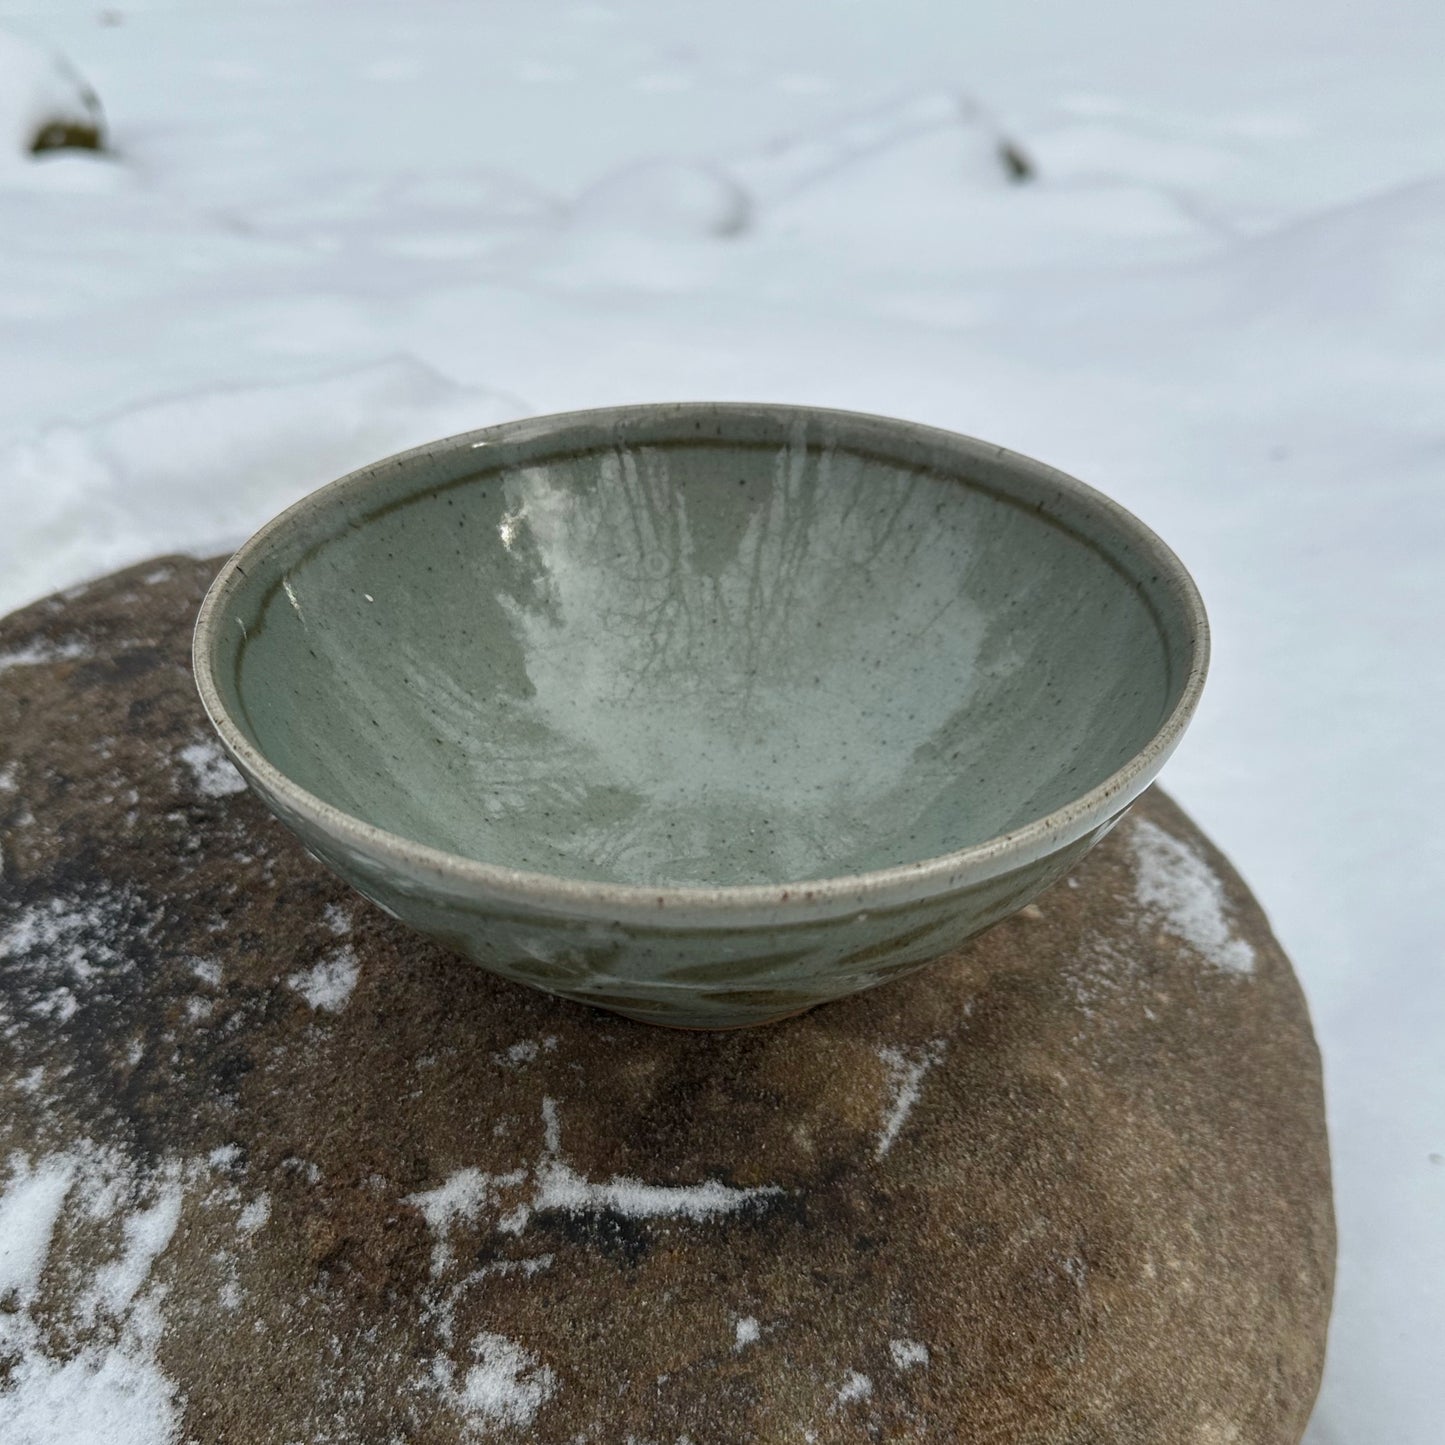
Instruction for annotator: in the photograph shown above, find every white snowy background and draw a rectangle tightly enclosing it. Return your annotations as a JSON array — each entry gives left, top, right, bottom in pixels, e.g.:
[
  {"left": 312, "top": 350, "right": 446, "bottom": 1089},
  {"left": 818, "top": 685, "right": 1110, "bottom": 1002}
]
[{"left": 0, "top": 1, "right": 1441, "bottom": 1440}]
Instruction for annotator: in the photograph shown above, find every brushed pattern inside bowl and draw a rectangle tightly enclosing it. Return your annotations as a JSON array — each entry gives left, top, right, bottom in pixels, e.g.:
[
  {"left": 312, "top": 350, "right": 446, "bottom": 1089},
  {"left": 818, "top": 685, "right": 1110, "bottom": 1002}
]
[{"left": 219, "top": 426, "right": 1180, "bottom": 888}]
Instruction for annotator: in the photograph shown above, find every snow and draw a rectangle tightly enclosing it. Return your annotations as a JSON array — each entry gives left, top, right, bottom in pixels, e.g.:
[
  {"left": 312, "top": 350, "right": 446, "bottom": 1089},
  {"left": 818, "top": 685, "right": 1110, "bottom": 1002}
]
[
  {"left": 531, "top": 1160, "right": 779, "bottom": 1222},
  {"left": 734, "top": 1317, "right": 761, "bottom": 1351},
  {"left": 90, "top": 1180, "right": 183, "bottom": 1318},
  {"left": 0, "top": 1148, "right": 183, "bottom": 1445},
  {"left": 321, "top": 903, "right": 351, "bottom": 936},
  {"left": 0, "top": 358, "right": 515, "bottom": 602},
  {"left": 0, "top": 1346, "right": 179, "bottom": 1445},
  {"left": 235, "top": 1196, "right": 269, "bottom": 1236},
  {"left": 0, "top": 1, "right": 1441, "bottom": 1437},
  {"left": 433, "top": 1331, "right": 556, "bottom": 1434},
  {"left": 286, "top": 945, "right": 359, "bottom": 1012},
  {"left": 0, "top": 1157, "right": 74, "bottom": 1301},
  {"left": 404, "top": 1166, "right": 528, "bottom": 1274},
  {"left": 534, "top": 1097, "right": 781, "bottom": 1222},
  {"left": 571, "top": 159, "right": 750, "bottom": 238},
  {"left": 0, "top": 889, "right": 144, "bottom": 1029},
  {"left": 1129, "top": 818, "right": 1256, "bottom": 974},
  {"left": 889, "top": 1339, "right": 929, "bottom": 1370},
  {"left": 191, "top": 959, "right": 221, "bottom": 987},
  {"left": 0, "top": 640, "right": 87, "bottom": 674},
  {"left": 495, "top": 1040, "right": 540, "bottom": 1069},
  {"left": 406, "top": 1099, "right": 781, "bottom": 1272},
  {"left": 176, "top": 740, "right": 246, "bottom": 800},
  {"left": 874, "top": 1042, "right": 946, "bottom": 1158}
]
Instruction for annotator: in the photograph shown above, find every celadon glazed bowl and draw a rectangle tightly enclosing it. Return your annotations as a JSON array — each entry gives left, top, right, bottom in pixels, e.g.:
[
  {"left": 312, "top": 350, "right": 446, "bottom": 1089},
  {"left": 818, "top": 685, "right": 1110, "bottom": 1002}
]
[{"left": 193, "top": 403, "right": 1208, "bottom": 1029}]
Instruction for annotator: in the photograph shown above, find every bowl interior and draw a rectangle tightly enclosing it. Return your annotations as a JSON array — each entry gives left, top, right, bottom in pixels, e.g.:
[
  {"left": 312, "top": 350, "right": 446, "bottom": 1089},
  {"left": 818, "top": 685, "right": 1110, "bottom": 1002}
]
[{"left": 210, "top": 412, "right": 1194, "bottom": 888}]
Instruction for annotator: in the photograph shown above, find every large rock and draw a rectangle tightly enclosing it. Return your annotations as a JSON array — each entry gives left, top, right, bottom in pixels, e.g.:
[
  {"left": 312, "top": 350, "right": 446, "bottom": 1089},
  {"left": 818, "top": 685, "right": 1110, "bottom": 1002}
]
[{"left": 0, "top": 557, "right": 1334, "bottom": 1443}]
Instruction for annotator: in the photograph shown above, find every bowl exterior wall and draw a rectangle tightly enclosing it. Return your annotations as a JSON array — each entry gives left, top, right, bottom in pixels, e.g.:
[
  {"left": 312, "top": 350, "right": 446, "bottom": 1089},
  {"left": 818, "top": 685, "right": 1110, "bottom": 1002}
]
[{"left": 240, "top": 758, "right": 1121, "bottom": 1027}]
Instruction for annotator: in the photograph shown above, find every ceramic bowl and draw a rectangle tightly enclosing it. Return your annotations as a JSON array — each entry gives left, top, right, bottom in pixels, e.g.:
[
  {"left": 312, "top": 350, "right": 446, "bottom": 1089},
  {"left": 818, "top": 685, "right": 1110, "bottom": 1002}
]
[{"left": 193, "top": 403, "right": 1207, "bottom": 1028}]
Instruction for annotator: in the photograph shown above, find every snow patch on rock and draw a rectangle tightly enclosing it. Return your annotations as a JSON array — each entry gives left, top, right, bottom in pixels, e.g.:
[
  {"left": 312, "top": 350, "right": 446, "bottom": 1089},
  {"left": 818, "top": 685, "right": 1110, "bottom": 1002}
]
[
  {"left": 875, "top": 1041, "right": 946, "bottom": 1157},
  {"left": 1131, "top": 819, "right": 1256, "bottom": 975},
  {"left": 321, "top": 903, "right": 351, "bottom": 936},
  {"left": 0, "top": 1146, "right": 185, "bottom": 1445},
  {"left": 495, "top": 1039, "right": 540, "bottom": 1069},
  {"left": 235, "top": 1196, "right": 270, "bottom": 1237},
  {"left": 405, "top": 1167, "right": 528, "bottom": 1274},
  {"left": 404, "top": 1097, "right": 783, "bottom": 1284},
  {"left": 287, "top": 945, "right": 360, "bottom": 1012},
  {"left": 534, "top": 1096, "right": 782, "bottom": 1221},
  {"left": 433, "top": 1330, "right": 556, "bottom": 1434},
  {"left": 889, "top": 1338, "right": 929, "bottom": 1370},
  {"left": 835, "top": 1370, "right": 873, "bottom": 1407},
  {"left": 0, "top": 1156, "right": 75, "bottom": 1302},
  {"left": 0, "top": 639, "right": 88, "bottom": 674},
  {"left": 177, "top": 739, "right": 246, "bottom": 799},
  {"left": 0, "top": 886, "right": 154, "bottom": 1035}
]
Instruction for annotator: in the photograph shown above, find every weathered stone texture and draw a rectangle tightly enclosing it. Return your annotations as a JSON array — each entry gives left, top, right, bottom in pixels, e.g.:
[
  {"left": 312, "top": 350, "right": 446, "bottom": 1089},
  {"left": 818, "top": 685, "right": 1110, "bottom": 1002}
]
[{"left": 0, "top": 557, "right": 1333, "bottom": 1443}]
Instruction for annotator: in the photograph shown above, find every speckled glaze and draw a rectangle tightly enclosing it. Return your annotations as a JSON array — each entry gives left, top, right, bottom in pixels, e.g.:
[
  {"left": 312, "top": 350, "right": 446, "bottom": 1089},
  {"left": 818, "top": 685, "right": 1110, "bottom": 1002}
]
[{"left": 193, "top": 404, "right": 1208, "bottom": 1027}]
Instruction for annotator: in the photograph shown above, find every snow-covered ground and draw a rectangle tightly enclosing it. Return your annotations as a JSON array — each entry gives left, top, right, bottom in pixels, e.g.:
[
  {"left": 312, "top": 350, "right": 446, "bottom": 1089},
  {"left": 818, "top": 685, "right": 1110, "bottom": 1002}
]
[{"left": 1, "top": 0, "right": 1441, "bottom": 1438}]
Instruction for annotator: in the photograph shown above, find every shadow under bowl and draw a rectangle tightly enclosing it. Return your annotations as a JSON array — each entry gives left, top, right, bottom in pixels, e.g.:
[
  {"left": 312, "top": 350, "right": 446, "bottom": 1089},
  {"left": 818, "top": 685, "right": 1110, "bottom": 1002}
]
[{"left": 193, "top": 403, "right": 1207, "bottom": 1028}]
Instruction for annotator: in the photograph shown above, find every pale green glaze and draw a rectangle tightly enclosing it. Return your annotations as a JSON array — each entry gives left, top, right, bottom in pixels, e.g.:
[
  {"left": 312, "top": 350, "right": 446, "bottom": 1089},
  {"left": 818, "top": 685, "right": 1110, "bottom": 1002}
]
[{"left": 193, "top": 404, "right": 1208, "bottom": 1028}]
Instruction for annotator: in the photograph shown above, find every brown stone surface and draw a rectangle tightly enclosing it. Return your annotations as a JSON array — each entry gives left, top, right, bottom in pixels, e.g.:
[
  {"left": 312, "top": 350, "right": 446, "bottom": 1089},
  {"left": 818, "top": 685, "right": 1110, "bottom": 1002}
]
[{"left": 0, "top": 556, "right": 1334, "bottom": 1443}]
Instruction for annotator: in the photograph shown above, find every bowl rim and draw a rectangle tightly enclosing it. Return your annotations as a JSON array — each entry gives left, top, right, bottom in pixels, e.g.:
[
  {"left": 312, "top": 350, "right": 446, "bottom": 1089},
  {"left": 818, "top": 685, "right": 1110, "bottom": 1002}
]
[{"left": 193, "top": 401, "right": 1209, "bottom": 917}]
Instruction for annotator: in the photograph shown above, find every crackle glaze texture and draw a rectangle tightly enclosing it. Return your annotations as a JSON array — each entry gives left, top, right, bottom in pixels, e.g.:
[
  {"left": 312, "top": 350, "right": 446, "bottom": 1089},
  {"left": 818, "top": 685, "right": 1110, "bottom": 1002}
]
[{"left": 194, "top": 405, "right": 1207, "bottom": 1027}]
